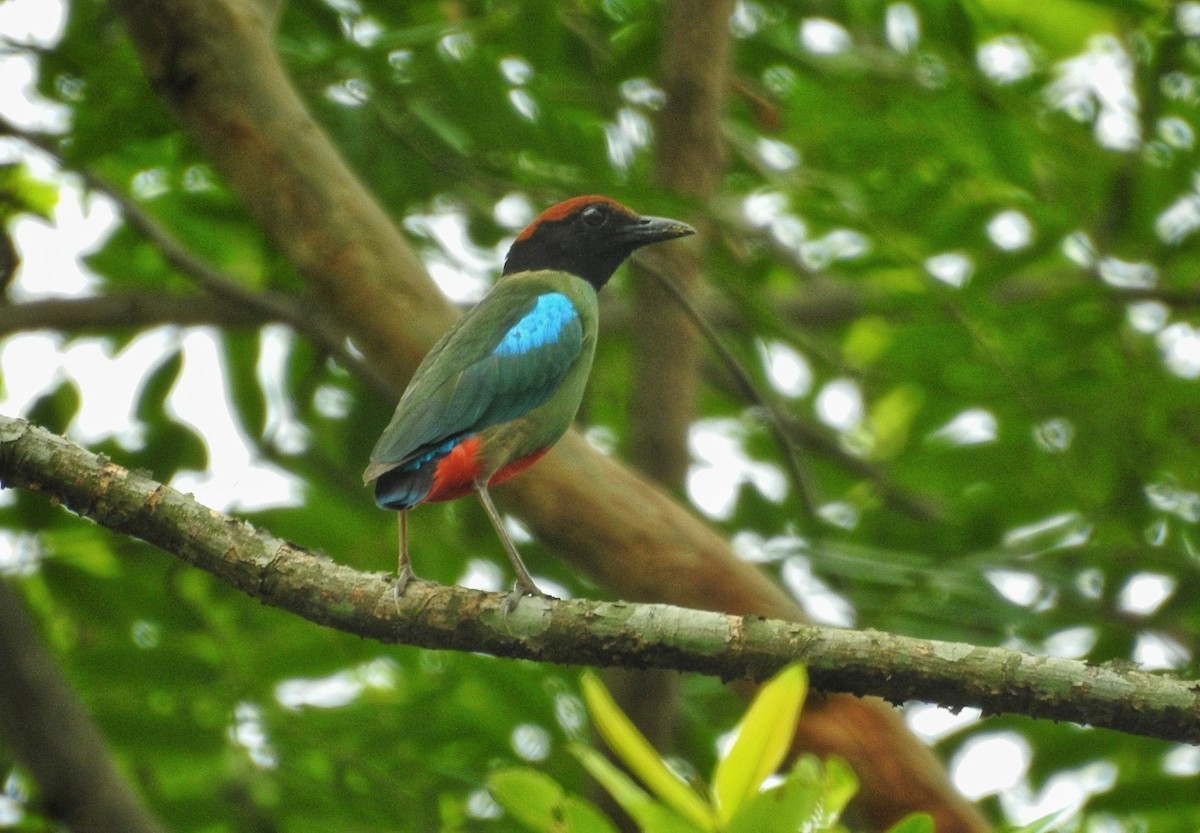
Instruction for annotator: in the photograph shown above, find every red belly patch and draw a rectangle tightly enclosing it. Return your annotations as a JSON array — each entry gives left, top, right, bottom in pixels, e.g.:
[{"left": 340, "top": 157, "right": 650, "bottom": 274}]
[
  {"left": 425, "top": 441, "right": 550, "bottom": 503},
  {"left": 490, "top": 446, "right": 550, "bottom": 486},
  {"left": 425, "top": 437, "right": 483, "bottom": 503}
]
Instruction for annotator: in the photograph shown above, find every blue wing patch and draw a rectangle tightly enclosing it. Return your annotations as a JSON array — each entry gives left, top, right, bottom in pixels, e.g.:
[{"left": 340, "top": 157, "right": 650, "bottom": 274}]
[
  {"left": 399, "top": 435, "right": 469, "bottom": 473},
  {"left": 492, "top": 293, "right": 578, "bottom": 358}
]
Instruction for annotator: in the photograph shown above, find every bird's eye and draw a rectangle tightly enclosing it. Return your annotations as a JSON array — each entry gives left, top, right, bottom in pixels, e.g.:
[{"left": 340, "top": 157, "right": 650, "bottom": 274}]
[{"left": 580, "top": 205, "right": 607, "bottom": 226}]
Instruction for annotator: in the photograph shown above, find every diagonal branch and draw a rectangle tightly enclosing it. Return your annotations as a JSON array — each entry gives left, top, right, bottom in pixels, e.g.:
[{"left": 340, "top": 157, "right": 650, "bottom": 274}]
[
  {"left": 0, "top": 116, "right": 390, "bottom": 395},
  {"left": 104, "top": 3, "right": 985, "bottom": 830},
  {"left": 0, "top": 577, "right": 169, "bottom": 833},
  {"left": 639, "top": 252, "right": 820, "bottom": 516},
  {"left": 0, "top": 291, "right": 940, "bottom": 525},
  {"left": 0, "top": 291, "right": 266, "bottom": 336},
  {"left": 602, "top": 0, "right": 738, "bottom": 794},
  {"left": 1, "top": 412, "right": 1197, "bottom": 744}
]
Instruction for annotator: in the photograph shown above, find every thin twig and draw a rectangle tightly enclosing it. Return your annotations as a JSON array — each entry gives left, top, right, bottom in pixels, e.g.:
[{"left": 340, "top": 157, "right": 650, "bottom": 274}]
[
  {"left": 636, "top": 254, "right": 944, "bottom": 524},
  {"left": 636, "top": 253, "right": 820, "bottom": 518},
  {"left": 0, "top": 116, "right": 391, "bottom": 396}
]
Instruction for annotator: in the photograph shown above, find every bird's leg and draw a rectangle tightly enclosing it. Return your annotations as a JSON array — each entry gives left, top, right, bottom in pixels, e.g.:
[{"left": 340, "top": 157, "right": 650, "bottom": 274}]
[
  {"left": 476, "top": 484, "right": 550, "bottom": 611},
  {"left": 392, "top": 510, "right": 417, "bottom": 609}
]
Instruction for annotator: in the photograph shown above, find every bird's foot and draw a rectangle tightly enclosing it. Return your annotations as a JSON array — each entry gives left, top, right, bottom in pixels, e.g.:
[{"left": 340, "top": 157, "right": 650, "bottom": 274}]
[
  {"left": 388, "top": 564, "right": 418, "bottom": 613},
  {"left": 502, "top": 579, "right": 554, "bottom": 614}
]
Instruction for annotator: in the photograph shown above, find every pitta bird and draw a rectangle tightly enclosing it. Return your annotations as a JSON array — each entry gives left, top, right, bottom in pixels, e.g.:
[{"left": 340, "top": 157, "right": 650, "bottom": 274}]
[{"left": 364, "top": 196, "right": 694, "bottom": 607}]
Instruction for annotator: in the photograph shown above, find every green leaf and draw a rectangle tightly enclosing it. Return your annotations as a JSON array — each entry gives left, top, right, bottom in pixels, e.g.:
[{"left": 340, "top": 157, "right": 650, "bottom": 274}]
[
  {"left": 965, "top": 0, "right": 1119, "bottom": 55},
  {"left": 135, "top": 349, "right": 184, "bottom": 423},
  {"left": 143, "top": 420, "right": 208, "bottom": 474},
  {"left": 570, "top": 744, "right": 700, "bottom": 833},
  {"left": 219, "top": 330, "right": 267, "bottom": 442},
  {"left": 842, "top": 316, "right": 893, "bottom": 370},
  {"left": 488, "top": 766, "right": 621, "bottom": 833},
  {"left": 816, "top": 756, "right": 859, "bottom": 828},
  {"left": 867, "top": 384, "right": 924, "bottom": 460},
  {"left": 558, "top": 796, "right": 623, "bottom": 833},
  {"left": 26, "top": 379, "right": 81, "bottom": 436},
  {"left": 883, "top": 813, "right": 935, "bottom": 833},
  {"left": 556, "top": 796, "right": 624, "bottom": 833},
  {"left": 0, "top": 162, "right": 59, "bottom": 221},
  {"left": 1001, "top": 811, "right": 1069, "bottom": 833},
  {"left": 723, "top": 768, "right": 822, "bottom": 833},
  {"left": 42, "top": 525, "right": 122, "bottom": 578},
  {"left": 409, "top": 99, "right": 472, "bottom": 155},
  {"left": 580, "top": 673, "right": 716, "bottom": 832},
  {"left": 711, "top": 664, "right": 807, "bottom": 825},
  {"left": 486, "top": 768, "right": 565, "bottom": 831}
]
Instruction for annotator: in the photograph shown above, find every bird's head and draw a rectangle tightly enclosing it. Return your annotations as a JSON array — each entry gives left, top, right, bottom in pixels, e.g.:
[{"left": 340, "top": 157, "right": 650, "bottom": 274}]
[{"left": 503, "top": 196, "right": 695, "bottom": 290}]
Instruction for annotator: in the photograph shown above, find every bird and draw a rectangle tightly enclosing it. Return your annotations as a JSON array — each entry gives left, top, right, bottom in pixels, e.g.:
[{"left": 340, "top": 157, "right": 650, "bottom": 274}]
[{"left": 363, "top": 196, "right": 695, "bottom": 608}]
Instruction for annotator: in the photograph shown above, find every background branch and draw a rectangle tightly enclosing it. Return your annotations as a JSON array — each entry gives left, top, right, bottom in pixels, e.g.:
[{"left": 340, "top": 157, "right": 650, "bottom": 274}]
[
  {"left": 603, "top": 0, "right": 738, "bottom": 791},
  {"left": 0, "top": 291, "right": 269, "bottom": 335},
  {"left": 640, "top": 251, "right": 819, "bottom": 515},
  {"left": 0, "top": 115, "right": 389, "bottom": 394},
  {"left": 0, "top": 577, "right": 169, "bottom": 833},
  {"left": 99, "top": 5, "right": 989, "bottom": 832},
  {"left": 4, "top": 0, "right": 1197, "bottom": 828}
]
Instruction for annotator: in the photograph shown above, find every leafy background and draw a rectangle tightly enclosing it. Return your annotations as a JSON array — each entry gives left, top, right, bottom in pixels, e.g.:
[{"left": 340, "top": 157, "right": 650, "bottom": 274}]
[{"left": 1, "top": 0, "right": 1199, "bottom": 830}]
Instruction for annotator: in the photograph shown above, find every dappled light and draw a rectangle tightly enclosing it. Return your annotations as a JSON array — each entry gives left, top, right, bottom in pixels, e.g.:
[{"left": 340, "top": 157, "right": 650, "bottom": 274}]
[{"left": 1, "top": 0, "right": 1199, "bottom": 831}]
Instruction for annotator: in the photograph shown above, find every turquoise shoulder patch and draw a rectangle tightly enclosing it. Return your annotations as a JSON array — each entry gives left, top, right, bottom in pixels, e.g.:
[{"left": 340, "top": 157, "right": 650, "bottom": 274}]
[{"left": 492, "top": 293, "right": 579, "bottom": 358}]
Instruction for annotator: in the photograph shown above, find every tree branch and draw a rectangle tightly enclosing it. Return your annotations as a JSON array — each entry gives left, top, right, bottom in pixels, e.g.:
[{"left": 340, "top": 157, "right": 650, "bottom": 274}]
[
  {"left": 596, "top": 278, "right": 875, "bottom": 333},
  {"left": 2, "top": 412, "right": 1197, "bottom": 745},
  {"left": 0, "top": 291, "right": 266, "bottom": 336},
  {"left": 103, "top": 3, "right": 984, "bottom": 830},
  {"left": 638, "top": 251, "right": 821, "bottom": 516},
  {"left": 0, "top": 577, "right": 169, "bottom": 833},
  {"left": 603, "top": 0, "right": 737, "bottom": 800},
  {"left": 0, "top": 286, "right": 940, "bottom": 525},
  {"left": 0, "top": 115, "right": 390, "bottom": 396}
]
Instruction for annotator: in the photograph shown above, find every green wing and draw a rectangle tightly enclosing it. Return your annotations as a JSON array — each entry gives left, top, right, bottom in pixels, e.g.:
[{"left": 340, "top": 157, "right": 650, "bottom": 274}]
[{"left": 365, "top": 277, "right": 586, "bottom": 476}]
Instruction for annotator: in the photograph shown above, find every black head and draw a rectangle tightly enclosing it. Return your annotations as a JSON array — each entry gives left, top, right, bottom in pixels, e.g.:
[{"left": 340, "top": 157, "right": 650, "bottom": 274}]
[{"left": 503, "top": 196, "right": 695, "bottom": 290}]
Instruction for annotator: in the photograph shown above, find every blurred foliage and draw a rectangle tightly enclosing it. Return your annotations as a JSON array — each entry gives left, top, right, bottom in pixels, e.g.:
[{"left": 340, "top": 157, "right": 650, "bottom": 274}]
[
  {"left": 1, "top": 0, "right": 1199, "bottom": 830},
  {"left": 486, "top": 664, "right": 939, "bottom": 833}
]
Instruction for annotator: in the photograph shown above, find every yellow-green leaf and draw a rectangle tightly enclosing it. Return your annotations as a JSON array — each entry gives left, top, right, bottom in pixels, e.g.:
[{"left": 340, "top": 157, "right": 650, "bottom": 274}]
[
  {"left": 570, "top": 744, "right": 700, "bottom": 833},
  {"left": 867, "top": 384, "right": 923, "bottom": 460},
  {"left": 723, "top": 767, "right": 822, "bottom": 833},
  {"left": 488, "top": 766, "right": 622, "bottom": 833},
  {"left": 883, "top": 813, "right": 934, "bottom": 833},
  {"left": 487, "top": 768, "right": 565, "bottom": 831},
  {"left": 967, "top": 0, "right": 1119, "bottom": 57},
  {"left": 1006, "top": 810, "right": 1066, "bottom": 833},
  {"left": 580, "top": 672, "right": 716, "bottom": 832},
  {"left": 570, "top": 743, "right": 651, "bottom": 815},
  {"left": 816, "top": 755, "right": 859, "bottom": 828},
  {"left": 560, "top": 795, "right": 624, "bottom": 833},
  {"left": 842, "top": 315, "right": 892, "bottom": 370},
  {"left": 0, "top": 162, "right": 59, "bottom": 221},
  {"left": 711, "top": 664, "right": 807, "bottom": 825}
]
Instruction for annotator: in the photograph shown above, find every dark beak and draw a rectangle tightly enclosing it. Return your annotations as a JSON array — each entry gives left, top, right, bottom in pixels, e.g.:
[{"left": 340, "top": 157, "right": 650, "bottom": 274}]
[{"left": 624, "top": 214, "right": 696, "bottom": 246}]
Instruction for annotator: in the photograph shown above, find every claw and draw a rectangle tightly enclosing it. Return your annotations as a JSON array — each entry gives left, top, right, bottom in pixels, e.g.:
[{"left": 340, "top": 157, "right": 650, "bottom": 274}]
[
  {"left": 502, "top": 578, "right": 553, "bottom": 614},
  {"left": 389, "top": 562, "right": 417, "bottom": 613}
]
